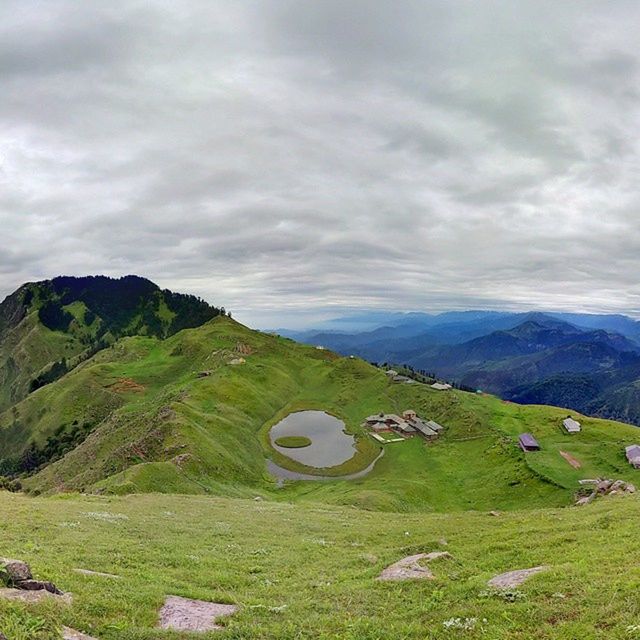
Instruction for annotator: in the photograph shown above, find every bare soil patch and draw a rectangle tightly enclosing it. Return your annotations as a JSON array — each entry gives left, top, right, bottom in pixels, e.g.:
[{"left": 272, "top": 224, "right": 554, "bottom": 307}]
[
  {"left": 559, "top": 450, "right": 581, "bottom": 469},
  {"left": 109, "top": 378, "right": 145, "bottom": 393}
]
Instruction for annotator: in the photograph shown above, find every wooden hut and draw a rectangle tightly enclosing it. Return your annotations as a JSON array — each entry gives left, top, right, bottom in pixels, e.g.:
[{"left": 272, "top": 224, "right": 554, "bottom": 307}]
[{"left": 518, "top": 433, "right": 540, "bottom": 452}]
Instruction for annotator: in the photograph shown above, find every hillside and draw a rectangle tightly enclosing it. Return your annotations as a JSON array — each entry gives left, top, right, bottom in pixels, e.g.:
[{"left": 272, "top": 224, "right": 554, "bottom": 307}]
[
  {"left": 1, "top": 315, "right": 639, "bottom": 514},
  {"left": 2, "top": 490, "right": 640, "bottom": 639},
  {"left": 0, "top": 276, "right": 223, "bottom": 413}
]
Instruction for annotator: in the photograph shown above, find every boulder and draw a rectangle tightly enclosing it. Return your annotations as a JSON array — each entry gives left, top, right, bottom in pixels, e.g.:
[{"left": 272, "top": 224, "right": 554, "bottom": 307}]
[
  {"left": 626, "top": 484, "right": 636, "bottom": 494},
  {"left": 576, "top": 491, "right": 596, "bottom": 506},
  {"left": 488, "top": 566, "right": 548, "bottom": 589},
  {"left": 0, "top": 558, "right": 32, "bottom": 584},
  {"left": 610, "top": 480, "right": 626, "bottom": 492},
  {"left": 596, "top": 479, "right": 613, "bottom": 494}
]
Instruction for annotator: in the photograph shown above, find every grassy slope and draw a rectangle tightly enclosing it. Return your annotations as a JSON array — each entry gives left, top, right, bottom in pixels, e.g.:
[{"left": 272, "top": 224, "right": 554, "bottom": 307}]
[
  {"left": 0, "top": 311, "right": 85, "bottom": 411},
  {"left": 1, "top": 317, "right": 638, "bottom": 514},
  {"left": 2, "top": 490, "right": 640, "bottom": 639}
]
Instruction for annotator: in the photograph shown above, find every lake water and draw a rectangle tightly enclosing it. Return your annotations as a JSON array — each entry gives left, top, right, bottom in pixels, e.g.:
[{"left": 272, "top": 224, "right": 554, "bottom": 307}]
[{"left": 269, "top": 410, "right": 356, "bottom": 468}]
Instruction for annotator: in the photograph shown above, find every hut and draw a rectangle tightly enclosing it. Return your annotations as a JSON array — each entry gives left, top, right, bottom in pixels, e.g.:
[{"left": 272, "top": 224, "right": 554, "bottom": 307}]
[
  {"left": 562, "top": 417, "right": 582, "bottom": 434},
  {"left": 518, "top": 433, "right": 540, "bottom": 452},
  {"left": 625, "top": 445, "right": 640, "bottom": 469}
]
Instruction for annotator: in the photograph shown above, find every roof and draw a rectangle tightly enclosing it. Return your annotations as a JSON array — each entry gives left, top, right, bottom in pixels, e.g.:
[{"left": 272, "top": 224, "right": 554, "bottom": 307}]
[
  {"left": 626, "top": 445, "right": 640, "bottom": 459},
  {"left": 425, "top": 420, "right": 444, "bottom": 432},
  {"left": 519, "top": 433, "right": 540, "bottom": 449},
  {"left": 411, "top": 421, "right": 437, "bottom": 437},
  {"left": 385, "top": 414, "right": 405, "bottom": 424},
  {"left": 563, "top": 418, "right": 581, "bottom": 432}
]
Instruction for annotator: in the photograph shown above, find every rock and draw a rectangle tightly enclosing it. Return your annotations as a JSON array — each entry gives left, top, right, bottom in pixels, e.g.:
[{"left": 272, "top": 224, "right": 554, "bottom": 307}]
[
  {"left": 62, "top": 627, "right": 98, "bottom": 640},
  {"left": 73, "top": 568, "right": 121, "bottom": 579},
  {"left": 16, "top": 579, "right": 64, "bottom": 595},
  {"left": 626, "top": 483, "right": 636, "bottom": 494},
  {"left": 0, "top": 558, "right": 32, "bottom": 583},
  {"left": 610, "top": 480, "right": 626, "bottom": 492},
  {"left": 489, "top": 510, "right": 501, "bottom": 517},
  {"left": 597, "top": 479, "right": 613, "bottom": 494},
  {"left": 158, "top": 595, "right": 238, "bottom": 632},
  {"left": 377, "top": 552, "right": 452, "bottom": 581},
  {"left": 0, "top": 633, "right": 7, "bottom": 640},
  {"left": 0, "top": 587, "right": 72, "bottom": 604},
  {"left": 196, "top": 371, "right": 212, "bottom": 378},
  {"left": 228, "top": 358, "right": 246, "bottom": 366},
  {"left": 488, "top": 566, "right": 548, "bottom": 589},
  {"left": 578, "top": 479, "right": 598, "bottom": 485},
  {"left": 254, "top": 496, "right": 263, "bottom": 501},
  {"left": 576, "top": 491, "right": 596, "bottom": 506}
]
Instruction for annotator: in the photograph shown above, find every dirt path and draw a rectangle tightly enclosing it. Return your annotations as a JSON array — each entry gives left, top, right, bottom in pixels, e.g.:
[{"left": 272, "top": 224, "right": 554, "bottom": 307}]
[{"left": 559, "top": 450, "right": 581, "bottom": 469}]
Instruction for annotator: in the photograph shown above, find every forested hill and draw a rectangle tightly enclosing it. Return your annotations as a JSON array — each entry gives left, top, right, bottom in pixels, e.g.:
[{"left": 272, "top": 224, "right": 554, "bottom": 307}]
[{"left": 0, "top": 275, "right": 224, "bottom": 412}]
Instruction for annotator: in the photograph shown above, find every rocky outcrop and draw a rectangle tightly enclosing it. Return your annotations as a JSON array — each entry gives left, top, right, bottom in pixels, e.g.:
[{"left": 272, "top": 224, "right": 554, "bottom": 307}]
[{"left": 575, "top": 478, "right": 636, "bottom": 505}]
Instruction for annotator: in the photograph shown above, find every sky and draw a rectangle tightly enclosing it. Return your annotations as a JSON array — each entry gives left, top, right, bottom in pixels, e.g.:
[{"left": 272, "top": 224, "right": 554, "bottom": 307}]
[{"left": 2, "top": 1, "right": 640, "bottom": 329}]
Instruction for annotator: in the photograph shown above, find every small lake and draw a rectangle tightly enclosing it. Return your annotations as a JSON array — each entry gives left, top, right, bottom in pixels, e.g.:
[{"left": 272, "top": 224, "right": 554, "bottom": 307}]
[{"left": 269, "top": 410, "right": 356, "bottom": 468}]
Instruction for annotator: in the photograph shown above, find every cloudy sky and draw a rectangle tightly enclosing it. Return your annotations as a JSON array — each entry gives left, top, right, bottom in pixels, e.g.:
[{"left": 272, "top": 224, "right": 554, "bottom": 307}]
[{"left": 2, "top": 1, "right": 640, "bottom": 328}]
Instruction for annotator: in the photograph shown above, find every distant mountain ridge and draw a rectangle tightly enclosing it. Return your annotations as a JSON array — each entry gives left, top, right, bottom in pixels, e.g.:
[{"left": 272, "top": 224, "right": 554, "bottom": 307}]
[
  {"left": 0, "top": 275, "right": 224, "bottom": 412},
  {"left": 282, "top": 310, "right": 640, "bottom": 425}
]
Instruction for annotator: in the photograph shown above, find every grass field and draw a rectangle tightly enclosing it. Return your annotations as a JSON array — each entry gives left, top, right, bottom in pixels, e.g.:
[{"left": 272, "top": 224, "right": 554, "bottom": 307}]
[{"left": 2, "top": 490, "right": 640, "bottom": 639}]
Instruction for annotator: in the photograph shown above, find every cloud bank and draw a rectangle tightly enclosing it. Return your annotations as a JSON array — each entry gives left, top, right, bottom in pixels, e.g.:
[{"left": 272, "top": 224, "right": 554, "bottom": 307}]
[{"left": 2, "top": 1, "right": 640, "bottom": 327}]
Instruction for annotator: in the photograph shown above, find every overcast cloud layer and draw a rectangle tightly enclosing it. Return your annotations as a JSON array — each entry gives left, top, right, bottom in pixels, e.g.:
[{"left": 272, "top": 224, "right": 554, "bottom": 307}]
[{"left": 2, "top": 1, "right": 640, "bottom": 328}]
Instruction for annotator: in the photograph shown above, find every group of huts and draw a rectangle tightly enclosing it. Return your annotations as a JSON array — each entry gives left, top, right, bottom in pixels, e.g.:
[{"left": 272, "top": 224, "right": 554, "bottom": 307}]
[
  {"left": 519, "top": 417, "right": 640, "bottom": 471},
  {"left": 384, "top": 369, "right": 452, "bottom": 390},
  {"left": 519, "top": 417, "right": 583, "bottom": 452},
  {"left": 364, "top": 410, "right": 445, "bottom": 441}
]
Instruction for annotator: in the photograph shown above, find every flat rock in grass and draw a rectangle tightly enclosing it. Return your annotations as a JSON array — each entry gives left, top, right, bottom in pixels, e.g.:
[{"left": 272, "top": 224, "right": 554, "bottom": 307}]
[
  {"left": 377, "top": 552, "right": 452, "bottom": 581},
  {"left": 158, "top": 595, "right": 238, "bottom": 632},
  {"left": 488, "top": 566, "right": 548, "bottom": 589},
  {"left": 0, "top": 587, "right": 72, "bottom": 604},
  {"left": 62, "top": 627, "right": 98, "bottom": 640},
  {"left": 73, "top": 568, "right": 121, "bottom": 579}
]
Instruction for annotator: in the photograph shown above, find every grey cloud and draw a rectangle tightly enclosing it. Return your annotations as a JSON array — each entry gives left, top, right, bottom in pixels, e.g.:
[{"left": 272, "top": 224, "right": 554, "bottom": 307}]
[{"left": 2, "top": 1, "right": 640, "bottom": 329}]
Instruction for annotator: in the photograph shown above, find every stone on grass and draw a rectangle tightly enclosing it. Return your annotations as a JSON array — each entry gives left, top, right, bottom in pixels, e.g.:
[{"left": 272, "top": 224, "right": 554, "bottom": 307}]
[
  {"left": 488, "top": 566, "right": 548, "bottom": 589},
  {"left": 62, "top": 627, "right": 98, "bottom": 640},
  {"left": 158, "top": 595, "right": 238, "bottom": 632},
  {"left": 0, "top": 587, "right": 72, "bottom": 604},
  {"left": 0, "top": 558, "right": 32, "bottom": 583},
  {"left": 73, "top": 568, "right": 121, "bottom": 579},
  {"left": 377, "top": 552, "right": 452, "bottom": 581}
]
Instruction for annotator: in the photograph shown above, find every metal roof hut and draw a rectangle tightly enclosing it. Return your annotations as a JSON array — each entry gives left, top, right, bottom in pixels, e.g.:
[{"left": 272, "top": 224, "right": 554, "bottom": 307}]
[
  {"left": 626, "top": 445, "right": 640, "bottom": 469},
  {"left": 518, "top": 433, "right": 540, "bottom": 452},
  {"left": 425, "top": 420, "right": 444, "bottom": 433},
  {"left": 411, "top": 420, "right": 438, "bottom": 439},
  {"left": 562, "top": 417, "right": 582, "bottom": 434}
]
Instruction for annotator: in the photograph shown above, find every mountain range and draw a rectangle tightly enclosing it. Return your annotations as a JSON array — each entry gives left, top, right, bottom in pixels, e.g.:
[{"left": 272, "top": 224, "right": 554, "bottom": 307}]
[{"left": 281, "top": 310, "right": 640, "bottom": 426}]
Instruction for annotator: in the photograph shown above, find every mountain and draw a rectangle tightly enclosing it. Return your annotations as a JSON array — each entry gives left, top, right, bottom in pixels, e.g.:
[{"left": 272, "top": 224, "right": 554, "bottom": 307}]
[
  {"left": 0, "top": 275, "right": 223, "bottom": 413},
  {"left": 284, "top": 311, "right": 640, "bottom": 425}
]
